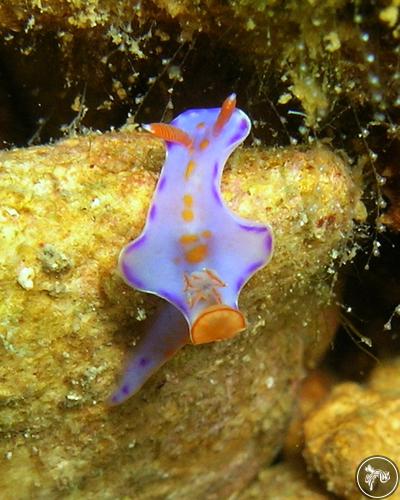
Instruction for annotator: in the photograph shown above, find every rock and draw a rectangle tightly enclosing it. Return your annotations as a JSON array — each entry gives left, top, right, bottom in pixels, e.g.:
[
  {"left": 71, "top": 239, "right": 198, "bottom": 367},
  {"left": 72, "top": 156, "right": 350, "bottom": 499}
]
[
  {"left": 283, "top": 369, "right": 335, "bottom": 459},
  {"left": 0, "top": 130, "right": 362, "bottom": 497},
  {"left": 304, "top": 359, "right": 400, "bottom": 499},
  {"left": 239, "top": 460, "right": 334, "bottom": 500}
]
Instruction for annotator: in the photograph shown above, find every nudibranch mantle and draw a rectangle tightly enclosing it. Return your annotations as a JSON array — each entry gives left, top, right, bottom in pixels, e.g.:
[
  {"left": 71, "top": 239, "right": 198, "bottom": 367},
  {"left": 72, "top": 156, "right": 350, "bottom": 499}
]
[
  {"left": 119, "top": 95, "right": 273, "bottom": 343},
  {"left": 110, "top": 95, "right": 273, "bottom": 404}
]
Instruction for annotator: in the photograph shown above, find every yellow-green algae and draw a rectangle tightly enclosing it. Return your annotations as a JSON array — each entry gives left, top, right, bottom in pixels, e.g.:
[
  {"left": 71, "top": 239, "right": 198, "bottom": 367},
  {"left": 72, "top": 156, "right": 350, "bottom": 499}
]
[{"left": 0, "top": 129, "right": 363, "bottom": 497}]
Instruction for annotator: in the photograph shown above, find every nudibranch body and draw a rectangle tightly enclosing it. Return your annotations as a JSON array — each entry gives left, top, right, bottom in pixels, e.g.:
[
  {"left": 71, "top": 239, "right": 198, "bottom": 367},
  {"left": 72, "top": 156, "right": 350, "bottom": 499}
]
[{"left": 110, "top": 95, "right": 273, "bottom": 404}]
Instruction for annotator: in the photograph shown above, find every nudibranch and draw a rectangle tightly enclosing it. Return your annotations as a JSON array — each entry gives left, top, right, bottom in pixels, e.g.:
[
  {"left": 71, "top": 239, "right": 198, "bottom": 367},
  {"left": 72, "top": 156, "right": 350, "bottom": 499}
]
[{"left": 109, "top": 95, "right": 273, "bottom": 404}]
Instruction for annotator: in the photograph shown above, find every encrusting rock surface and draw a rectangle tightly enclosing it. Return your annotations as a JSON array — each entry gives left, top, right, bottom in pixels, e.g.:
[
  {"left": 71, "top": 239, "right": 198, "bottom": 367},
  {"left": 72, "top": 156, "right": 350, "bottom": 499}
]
[{"left": 0, "top": 129, "right": 363, "bottom": 497}]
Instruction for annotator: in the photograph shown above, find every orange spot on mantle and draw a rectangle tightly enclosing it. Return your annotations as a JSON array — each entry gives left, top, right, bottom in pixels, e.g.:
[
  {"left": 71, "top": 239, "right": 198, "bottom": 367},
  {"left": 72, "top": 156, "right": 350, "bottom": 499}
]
[
  {"left": 199, "top": 139, "right": 210, "bottom": 150},
  {"left": 201, "top": 230, "right": 212, "bottom": 239},
  {"left": 182, "top": 209, "right": 194, "bottom": 222},
  {"left": 184, "top": 244, "right": 208, "bottom": 264},
  {"left": 185, "top": 160, "right": 196, "bottom": 180},
  {"left": 183, "top": 194, "right": 193, "bottom": 207},
  {"left": 180, "top": 234, "right": 199, "bottom": 244}
]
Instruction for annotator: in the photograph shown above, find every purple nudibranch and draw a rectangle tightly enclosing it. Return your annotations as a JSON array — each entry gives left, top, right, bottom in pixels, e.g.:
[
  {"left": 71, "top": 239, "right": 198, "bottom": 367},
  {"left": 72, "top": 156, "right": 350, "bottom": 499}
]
[{"left": 109, "top": 95, "right": 273, "bottom": 404}]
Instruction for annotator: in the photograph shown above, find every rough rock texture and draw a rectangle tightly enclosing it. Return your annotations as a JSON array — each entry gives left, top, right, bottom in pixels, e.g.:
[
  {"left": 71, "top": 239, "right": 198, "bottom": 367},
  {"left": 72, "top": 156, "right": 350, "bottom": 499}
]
[
  {"left": 283, "top": 369, "right": 336, "bottom": 460},
  {"left": 0, "top": 129, "right": 363, "bottom": 497},
  {"left": 304, "top": 358, "right": 400, "bottom": 499},
  {"left": 238, "top": 461, "right": 334, "bottom": 500}
]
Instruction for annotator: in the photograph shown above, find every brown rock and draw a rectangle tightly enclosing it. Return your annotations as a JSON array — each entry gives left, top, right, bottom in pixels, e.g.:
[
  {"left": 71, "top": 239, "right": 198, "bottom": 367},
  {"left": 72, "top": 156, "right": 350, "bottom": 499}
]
[
  {"left": 239, "top": 460, "right": 334, "bottom": 500},
  {"left": 0, "top": 130, "right": 362, "bottom": 497},
  {"left": 283, "top": 369, "right": 336, "bottom": 459}
]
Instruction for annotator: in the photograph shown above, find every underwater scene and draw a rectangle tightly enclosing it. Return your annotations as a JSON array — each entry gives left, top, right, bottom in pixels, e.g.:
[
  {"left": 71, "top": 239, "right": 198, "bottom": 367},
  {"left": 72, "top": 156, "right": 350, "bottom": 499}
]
[{"left": 0, "top": 1, "right": 399, "bottom": 498}]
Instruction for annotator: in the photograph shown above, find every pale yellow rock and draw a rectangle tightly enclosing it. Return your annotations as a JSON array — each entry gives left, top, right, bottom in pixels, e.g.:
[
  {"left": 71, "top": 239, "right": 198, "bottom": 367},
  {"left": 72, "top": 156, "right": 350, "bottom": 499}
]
[
  {"left": 0, "top": 130, "right": 362, "bottom": 497},
  {"left": 304, "top": 360, "right": 400, "bottom": 499}
]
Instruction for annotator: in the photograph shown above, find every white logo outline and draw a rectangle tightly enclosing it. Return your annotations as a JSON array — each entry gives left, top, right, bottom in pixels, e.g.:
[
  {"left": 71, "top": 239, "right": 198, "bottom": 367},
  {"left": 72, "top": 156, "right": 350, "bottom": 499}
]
[{"left": 356, "top": 455, "right": 399, "bottom": 499}]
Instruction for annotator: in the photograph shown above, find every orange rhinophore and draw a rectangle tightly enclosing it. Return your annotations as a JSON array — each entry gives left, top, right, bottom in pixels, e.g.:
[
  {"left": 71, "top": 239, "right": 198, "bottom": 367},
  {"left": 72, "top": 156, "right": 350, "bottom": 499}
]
[
  {"left": 143, "top": 123, "right": 193, "bottom": 148},
  {"left": 213, "top": 93, "right": 237, "bottom": 136}
]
